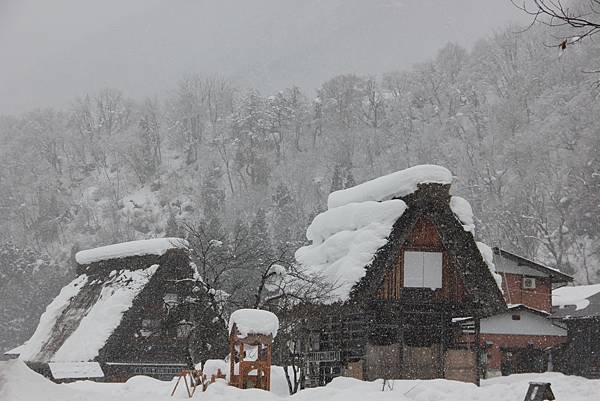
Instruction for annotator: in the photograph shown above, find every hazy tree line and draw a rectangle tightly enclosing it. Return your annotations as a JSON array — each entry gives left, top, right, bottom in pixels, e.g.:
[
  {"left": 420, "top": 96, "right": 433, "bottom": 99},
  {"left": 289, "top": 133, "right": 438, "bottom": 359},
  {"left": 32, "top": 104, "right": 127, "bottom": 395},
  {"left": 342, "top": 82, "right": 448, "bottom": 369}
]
[{"left": 1, "top": 24, "right": 600, "bottom": 355}]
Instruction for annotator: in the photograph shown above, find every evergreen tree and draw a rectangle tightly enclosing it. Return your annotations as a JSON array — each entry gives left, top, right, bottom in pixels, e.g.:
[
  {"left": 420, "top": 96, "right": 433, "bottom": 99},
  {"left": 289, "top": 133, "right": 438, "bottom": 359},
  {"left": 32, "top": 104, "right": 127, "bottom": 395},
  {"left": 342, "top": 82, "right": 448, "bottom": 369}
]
[
  {"left": 250, "top": 208, "right": 274, "bottom": 263},
  {"left": 0, "top": 242, "right": 66, "bottom": 354},
  {"left": 201, "top": 163, "right": 226, "bottom": 215},
  {"left": 344, "top": 169, "right": 356, "bottom": 188},
  {"left": 330, "top": 164, "right": 344, "bottom": 192},
  {"left": 272, "top": 183, "right": 301, "bottom": 254}
]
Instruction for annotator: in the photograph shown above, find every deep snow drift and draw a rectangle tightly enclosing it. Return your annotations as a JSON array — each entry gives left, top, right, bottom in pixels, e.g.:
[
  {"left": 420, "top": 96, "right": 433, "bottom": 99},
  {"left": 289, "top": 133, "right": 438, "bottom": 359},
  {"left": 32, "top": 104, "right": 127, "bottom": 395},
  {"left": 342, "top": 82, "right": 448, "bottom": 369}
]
[{"left": 1, "top": 359, "right": 599, "bottom": 401}]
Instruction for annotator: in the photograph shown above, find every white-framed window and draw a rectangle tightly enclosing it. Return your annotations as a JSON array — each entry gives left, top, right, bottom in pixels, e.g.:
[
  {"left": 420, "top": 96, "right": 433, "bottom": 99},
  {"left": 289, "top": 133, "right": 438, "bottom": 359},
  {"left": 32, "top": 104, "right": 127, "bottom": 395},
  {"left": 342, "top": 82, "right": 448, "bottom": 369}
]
[{"left": 403, "top": 251, "right": 443, "bottom": 289}]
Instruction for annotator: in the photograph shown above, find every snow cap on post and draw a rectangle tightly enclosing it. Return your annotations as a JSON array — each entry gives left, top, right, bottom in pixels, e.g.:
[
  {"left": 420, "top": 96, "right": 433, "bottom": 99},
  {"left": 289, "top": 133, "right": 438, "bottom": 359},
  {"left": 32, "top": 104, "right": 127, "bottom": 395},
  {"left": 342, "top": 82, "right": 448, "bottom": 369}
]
[{"left": 228, "top": 309, "right": 279, "bottom": 339}]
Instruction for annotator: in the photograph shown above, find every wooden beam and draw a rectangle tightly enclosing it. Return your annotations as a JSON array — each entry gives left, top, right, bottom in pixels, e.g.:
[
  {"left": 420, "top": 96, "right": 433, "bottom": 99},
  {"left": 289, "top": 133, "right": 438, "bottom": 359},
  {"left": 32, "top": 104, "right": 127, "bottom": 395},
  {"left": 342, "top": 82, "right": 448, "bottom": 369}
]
[{"left": 474, "top": 317, "right": 481, "bottom": 386}]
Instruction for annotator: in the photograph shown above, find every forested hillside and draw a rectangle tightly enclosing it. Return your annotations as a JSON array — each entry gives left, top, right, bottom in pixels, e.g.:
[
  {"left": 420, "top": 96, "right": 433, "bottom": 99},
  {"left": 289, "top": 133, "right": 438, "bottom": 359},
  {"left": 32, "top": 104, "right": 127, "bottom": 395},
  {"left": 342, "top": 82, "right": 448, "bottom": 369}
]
[{"left": 1, "top": 25, "right": 599, "bottom": 353}]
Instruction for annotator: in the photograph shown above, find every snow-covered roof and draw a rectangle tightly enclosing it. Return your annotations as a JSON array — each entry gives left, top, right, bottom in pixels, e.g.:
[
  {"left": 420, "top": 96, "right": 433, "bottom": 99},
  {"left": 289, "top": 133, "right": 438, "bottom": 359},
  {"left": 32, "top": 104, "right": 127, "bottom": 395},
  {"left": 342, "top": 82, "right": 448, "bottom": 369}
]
[
  {"left": 492, "top": 248, "right": 573, "bottom": 283},
  {"left": 4, "top": 344, "right": 26, "bottom": 356},
  {"left": 16, "top": 264, "right": 159, "bottom": 362},
  {"left": 16, "top": 275, "right": 89, "bottom": 361},
  {"left": 228, "top": 309, "right": 279, "bottom": 338},
  {"left": 476, "top": 242, "right": 503, "bottom": 291},
  {"left": 75, "top": 238, "right": 188, "bottom": 265},
  {"left": 327, "top": 164, "right": 452, "bottom": 209},
  {"left": 296, "top": 164, "right": 507, "bottom": 302},
  {"left": 450, "top": 196, "right": 474, "bottom": 233},
  {"left": 48, "top": 362, "right": 104, "bottom": 379},
  {"left": 552, "top": 284, "right": 600, "bottom": 318},
  {"left": 295, "top": 199, "right": 407, "bottom": 301},
  {"left": 506, "top": 304, "right": 550, "bottom": 316}
]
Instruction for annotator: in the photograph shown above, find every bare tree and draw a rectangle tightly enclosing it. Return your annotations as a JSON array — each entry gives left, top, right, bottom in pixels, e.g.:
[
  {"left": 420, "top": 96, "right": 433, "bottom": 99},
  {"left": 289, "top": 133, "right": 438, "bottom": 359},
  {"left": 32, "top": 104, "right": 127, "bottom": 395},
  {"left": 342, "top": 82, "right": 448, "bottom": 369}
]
[{"left": 513, "top": 0, "right": 600, "bottom": 46}]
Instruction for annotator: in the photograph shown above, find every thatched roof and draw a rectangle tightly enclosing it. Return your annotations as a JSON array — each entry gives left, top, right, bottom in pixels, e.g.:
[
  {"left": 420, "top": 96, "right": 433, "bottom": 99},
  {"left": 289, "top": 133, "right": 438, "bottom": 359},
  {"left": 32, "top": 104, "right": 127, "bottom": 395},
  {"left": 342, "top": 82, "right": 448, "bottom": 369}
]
[
  {"left": 13, "top": 239, "right": 191, "bottom": 363},
  {"left": 295, "top": 164, "right": 506, "bottom": 316}
]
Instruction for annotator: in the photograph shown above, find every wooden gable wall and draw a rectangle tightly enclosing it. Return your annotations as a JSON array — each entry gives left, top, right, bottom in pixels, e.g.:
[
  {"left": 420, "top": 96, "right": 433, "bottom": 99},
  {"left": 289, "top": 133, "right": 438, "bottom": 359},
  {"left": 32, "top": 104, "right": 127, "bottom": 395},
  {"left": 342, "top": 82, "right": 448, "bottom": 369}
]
[{"left": 378, "top": 217, "right": 467, "bottom": 303}]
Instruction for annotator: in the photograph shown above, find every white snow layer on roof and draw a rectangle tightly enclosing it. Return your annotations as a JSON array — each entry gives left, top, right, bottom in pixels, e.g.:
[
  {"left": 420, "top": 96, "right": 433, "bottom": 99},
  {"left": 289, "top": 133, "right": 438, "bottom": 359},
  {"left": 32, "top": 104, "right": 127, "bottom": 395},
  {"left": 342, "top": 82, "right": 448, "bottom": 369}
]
[
  {"left": 48, "top": 362, "right": 104, "bottom": 379},
  {"left": 17, "top": 275, "right": 89, "bottom": 360},
  {"left": 75, "top": 237, "right": 188, "bottom": 264},
  {"left": 228, "top": 309, "right": 279, "bottom": 338},
  {"left": 327, "top": 164, "right": 452, "bottom": 209},
  {"left": 476, "top": 242, "right": 503, "bottom": 291},
  {"left": 4, "top": 344, "right": 25, "bottom": 356},
  {"left": 553, "top": 284, "right": 600, "bottom": 311},
  {"left": 295, "top": 199, "right": 407, "bottom": 301},
  {"left": 51, "top": 264, "right": 159, "bottom": 362},
  {"left": 450, "top": 196, "right": 475, "bottom": 233}
]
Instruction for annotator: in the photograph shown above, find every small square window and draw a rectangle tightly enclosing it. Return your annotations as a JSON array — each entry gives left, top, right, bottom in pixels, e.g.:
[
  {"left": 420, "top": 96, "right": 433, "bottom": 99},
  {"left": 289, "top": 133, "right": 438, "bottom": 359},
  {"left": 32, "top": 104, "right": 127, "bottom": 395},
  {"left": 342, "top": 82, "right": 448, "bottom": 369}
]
[{"left": 512, "top": 314, "right": 521, "bottom": 321}]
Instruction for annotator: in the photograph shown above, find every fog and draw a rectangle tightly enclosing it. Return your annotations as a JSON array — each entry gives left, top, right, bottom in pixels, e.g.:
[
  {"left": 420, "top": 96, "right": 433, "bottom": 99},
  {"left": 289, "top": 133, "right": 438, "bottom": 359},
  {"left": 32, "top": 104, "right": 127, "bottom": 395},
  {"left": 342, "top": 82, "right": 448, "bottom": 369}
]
[
  {"left": 0, "top": 0, "right": 527, "bottom": 114},
  {"left": 2, "top": 0, "right": 600, "bottom": 390}
]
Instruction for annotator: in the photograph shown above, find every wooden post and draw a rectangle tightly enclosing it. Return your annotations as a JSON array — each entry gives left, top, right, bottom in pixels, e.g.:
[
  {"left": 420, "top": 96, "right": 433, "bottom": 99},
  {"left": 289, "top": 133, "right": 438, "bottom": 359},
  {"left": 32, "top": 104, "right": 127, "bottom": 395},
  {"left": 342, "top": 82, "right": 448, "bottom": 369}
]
[
  {"left": 239, "top": 342, "right": 245, "bottom": 388},
  {"left": 399, "top": 309, "right": 405, "bottom": 379},
  {"left": 266, "top": 342, "right": 272, "bottom": 390},
  {"left": 229, "top": 331, "right": 235, "bottom": 387},
  {"left": 439, "top": 311, "right": 446, "bottom": 378},
  {"left": 474, "top": 317, "right": 481, "bottom": 386}
]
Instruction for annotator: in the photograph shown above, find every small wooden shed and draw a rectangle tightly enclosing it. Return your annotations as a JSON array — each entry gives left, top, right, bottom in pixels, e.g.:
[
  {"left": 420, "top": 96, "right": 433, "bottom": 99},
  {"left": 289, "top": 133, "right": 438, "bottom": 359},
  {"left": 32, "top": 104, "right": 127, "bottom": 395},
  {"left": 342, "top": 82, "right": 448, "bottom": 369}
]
[{"left": 228, "top": 309, "right": 279, "bottom": 390}]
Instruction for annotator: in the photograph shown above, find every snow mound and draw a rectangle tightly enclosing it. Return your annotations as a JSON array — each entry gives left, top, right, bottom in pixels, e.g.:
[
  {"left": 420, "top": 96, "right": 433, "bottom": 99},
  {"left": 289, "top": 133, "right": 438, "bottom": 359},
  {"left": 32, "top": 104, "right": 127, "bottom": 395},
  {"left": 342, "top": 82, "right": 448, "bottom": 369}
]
[
  {"left": 76, "top": 237, "right": 188, "bottom": 264},
  {"left": 450, "top": 196, "right": 474, "bottom": 233},
  {"left": 296, "top": 199, "right": 407, "bottom": 302},
  {"left": 228, "top": 309, "right": 279, "bottom": 338},
  {"left": 476, "top": 242, "right": 503, "bottom": 291},
  {"left": 0, "top": 360, "right": 86, "bottom": 401},
  {"left": 201, "top": 359, "right": 229, "bottom": 378},
  {"left": 553, "top": 283, "right": 600, "bottom": 311},
  {"left": 2, "top": 359, "right": 600, "bottom": 401},
  {"left": 327, "top": 164, "right": 452, "bottom": 209}
]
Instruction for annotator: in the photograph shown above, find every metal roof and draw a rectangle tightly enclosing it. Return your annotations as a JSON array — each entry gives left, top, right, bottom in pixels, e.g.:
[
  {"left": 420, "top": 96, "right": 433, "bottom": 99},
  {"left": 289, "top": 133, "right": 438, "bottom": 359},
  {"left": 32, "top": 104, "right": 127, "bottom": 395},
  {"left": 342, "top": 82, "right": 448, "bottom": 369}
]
[{"left": 492, "top": 248, "right": 573, "bottom": 283}]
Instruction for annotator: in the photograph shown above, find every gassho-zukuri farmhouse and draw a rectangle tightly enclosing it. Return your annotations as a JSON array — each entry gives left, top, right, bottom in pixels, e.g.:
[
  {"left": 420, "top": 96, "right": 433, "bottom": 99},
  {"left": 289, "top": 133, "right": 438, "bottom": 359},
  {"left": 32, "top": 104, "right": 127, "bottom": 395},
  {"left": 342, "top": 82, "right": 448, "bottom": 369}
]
[{"left": 5, "top": 238, "right": 217, "bottom": 382}]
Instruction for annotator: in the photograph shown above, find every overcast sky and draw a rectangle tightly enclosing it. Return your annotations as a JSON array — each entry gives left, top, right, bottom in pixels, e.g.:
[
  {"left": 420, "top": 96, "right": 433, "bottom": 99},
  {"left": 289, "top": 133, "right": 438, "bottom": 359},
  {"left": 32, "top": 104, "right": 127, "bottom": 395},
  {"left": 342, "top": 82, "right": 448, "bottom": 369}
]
[{"left": 0, "top": 0, "right": 529, "bottom": 115}]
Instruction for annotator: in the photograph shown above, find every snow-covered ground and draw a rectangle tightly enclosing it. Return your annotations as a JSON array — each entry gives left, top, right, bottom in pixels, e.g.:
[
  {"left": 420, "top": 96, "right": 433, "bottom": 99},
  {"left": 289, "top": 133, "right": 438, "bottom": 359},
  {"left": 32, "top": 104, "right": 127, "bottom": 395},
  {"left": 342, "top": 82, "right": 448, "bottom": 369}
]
[{"left": 1, "top": 360, "right": 598, "bottom": 401}]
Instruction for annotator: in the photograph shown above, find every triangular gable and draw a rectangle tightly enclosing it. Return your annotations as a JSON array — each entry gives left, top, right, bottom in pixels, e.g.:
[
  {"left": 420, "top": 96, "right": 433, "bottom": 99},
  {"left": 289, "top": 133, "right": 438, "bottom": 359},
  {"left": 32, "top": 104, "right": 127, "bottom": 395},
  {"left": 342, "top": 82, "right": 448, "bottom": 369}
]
[{"left": 350, "top": 183, "right": 506, "bottom": 317}]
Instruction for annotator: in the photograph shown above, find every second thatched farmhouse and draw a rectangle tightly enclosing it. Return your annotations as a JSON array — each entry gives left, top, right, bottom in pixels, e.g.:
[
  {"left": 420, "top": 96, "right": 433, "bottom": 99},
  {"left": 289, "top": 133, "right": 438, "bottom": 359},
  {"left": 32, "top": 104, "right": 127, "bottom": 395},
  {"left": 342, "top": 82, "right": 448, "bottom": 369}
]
[{"left": 6, "top": 238, "right": 226, "bottom": 382}]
